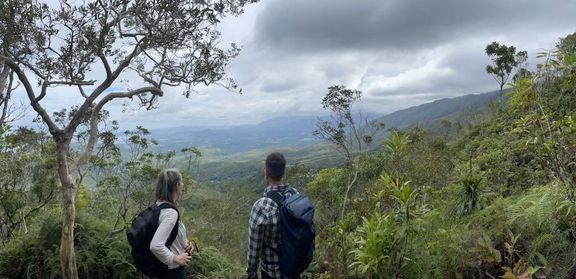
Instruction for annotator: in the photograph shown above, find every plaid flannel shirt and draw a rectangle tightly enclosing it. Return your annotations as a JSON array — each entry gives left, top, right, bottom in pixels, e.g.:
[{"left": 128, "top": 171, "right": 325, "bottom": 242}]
[{"left": 246, "top": 185, "right": 295, "bottom": 279}]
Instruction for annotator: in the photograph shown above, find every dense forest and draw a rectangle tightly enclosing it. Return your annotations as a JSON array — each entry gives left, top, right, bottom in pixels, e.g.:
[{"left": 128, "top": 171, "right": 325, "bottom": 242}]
[{"left": 1, "top": 1, "right": 576, "bottom": 279}]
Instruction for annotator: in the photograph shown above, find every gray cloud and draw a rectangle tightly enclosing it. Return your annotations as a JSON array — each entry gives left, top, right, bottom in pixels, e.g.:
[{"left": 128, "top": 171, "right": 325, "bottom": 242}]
[
  {"left": 255, "top": 0, "right": 576, "bottom": 52},
  {"left": 109, "top": 0, "right": 574, "bottom": 128},
  {"left": 260, "top": 78, "right": 299, "bottom": 93},
  {"left": 12, "top": 0, "right": 575, "bottom": 130}
]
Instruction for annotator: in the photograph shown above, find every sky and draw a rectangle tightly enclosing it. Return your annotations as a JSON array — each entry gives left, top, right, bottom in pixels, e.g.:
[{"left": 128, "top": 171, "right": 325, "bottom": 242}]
[{"left": 11, "top": 0, "right": 576, "bottom": 129}]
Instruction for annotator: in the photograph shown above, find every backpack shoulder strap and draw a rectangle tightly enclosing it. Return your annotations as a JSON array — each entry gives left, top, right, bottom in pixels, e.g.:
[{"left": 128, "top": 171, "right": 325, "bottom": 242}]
[
  {"left": 156, "top": 203, "right": 180, "bottom": 247},
  {"left": 287, "top": 185, "right": 299, "bottom": 195},
  {"left": 265, "top": 190, "right": 284, "bottom": 206}
]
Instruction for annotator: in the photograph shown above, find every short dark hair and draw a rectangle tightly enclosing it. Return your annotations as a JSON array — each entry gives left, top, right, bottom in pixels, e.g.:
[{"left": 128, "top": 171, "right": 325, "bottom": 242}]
[{"left": 265, "top": 152, "right": 286, "bottom": 181}]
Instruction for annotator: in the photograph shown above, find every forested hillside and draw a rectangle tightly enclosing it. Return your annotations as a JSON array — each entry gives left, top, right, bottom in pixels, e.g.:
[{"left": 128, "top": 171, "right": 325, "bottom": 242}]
[
  {"left": 0, "top": 1, "right": 574, "bottom": 277},
  {"left": 302, "top": 34, "right": 576, "bottom": 278},
  {"left": 180, "top": 90, "right": 499, "bottom": 185}
]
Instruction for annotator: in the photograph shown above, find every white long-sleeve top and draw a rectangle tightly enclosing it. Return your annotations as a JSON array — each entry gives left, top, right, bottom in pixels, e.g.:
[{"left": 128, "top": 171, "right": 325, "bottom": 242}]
[{"left": 149, "top": 201, "right": 188, "bottom": 269}]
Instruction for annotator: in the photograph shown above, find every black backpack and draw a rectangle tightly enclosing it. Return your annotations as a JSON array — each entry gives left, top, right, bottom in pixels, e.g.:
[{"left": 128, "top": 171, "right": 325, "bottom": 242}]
[
  {"left": 266, "top": 187, "right": 315, "bottom": 275},
  {"left": 127, "top": 203, "right": 179, "bottom": 278}
]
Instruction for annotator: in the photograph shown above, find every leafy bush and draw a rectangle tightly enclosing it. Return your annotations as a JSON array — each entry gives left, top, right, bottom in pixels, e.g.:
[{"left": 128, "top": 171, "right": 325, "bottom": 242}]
[
  {"left": 0, "top": 209, "right": 241, "bottom": 278},
  {"left": 0, "top": 209, "right": 138, "bottom": 279},
  {"left": 186, "top": 246, "right": 243, "bottom": 279},
  {"left": 349, "top": 213, "right": 400, "bottom": 278},
  {"left": 307, "top": 168, "right": 346, "bottom": 228}
]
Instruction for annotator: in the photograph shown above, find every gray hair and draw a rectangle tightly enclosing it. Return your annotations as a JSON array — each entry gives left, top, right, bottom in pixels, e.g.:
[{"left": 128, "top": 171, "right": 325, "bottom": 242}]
[{"left": 155, "top": 168, "right": 182, "bottom": 204}]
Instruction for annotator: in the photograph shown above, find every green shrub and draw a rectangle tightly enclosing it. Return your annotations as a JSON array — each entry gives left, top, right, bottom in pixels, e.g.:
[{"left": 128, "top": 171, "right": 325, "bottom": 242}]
[
  {"left": 0, "top": 208, "right": 244, "bottom": 278},
  {"left": 186, "top": 246, "right": 243, "bottom": 278},
  {"left": 0, "top": 209, "right": 138, "bottom": 279},
  {"left": 349, "top": 213, "right": 400, "bottom": 278}
]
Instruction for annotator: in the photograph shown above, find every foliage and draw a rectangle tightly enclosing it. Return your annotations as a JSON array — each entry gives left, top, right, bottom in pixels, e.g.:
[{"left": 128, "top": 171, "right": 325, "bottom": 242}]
[
  {"left": 485, "top": 42, "right": 528, "bottom": 96},
  {"left": 186, "top": 246, "right": 243, "bottom": 279},
  {"left": 0, "top": 208, "right": 240, "bottom": 279},
  {"left": 0, "top": 127, "right": 57, "bottom": 241},
  {"left": 307, "top": 168, "right": 346, "bottom": 227},
  {"left": 0, "top": 0, "right": 258, "bottom": 276},
  {"left": 386, "top": 128, "right": 454, "bottom": 190},
  {"left": 313, "top": 85, "right": 384, "bottom": 219},
  {"left": 349, "top": 213, "right": 399, "bottom": 278},
  {"left": 182, "top": 147, "right": 203, "bottom": 175},
  {"left": 457, "top": 174, "right": 483, "bottom": 215},
  {"left": 2, "top": 25, "right": 576, "bottom": 279},
  {"left": 0, "top": 209, "right": 138, "bottom": 279},
  {"left": 285, "top": 162, "right": 318, "bottom": 191},
  {"left": 500, "top": 260, "right": 540, "bottom": 279},
  {"left": 186, "top": 183, "right": 255, "bottom": 265},
  {"left": 89, "top": 126, "right": 180, "bottom": 232},
  {"left": 314, "top": 215, "right": 357, "bottom": 278},
  {"left": 313, "top": 34, "right": 576, "bottom": 279}
]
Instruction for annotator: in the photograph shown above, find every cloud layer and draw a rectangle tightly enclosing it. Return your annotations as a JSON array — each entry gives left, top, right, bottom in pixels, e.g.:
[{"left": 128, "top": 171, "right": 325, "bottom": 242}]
[{"left": 13, "top": 0, "right": 576, "bottom": 129}]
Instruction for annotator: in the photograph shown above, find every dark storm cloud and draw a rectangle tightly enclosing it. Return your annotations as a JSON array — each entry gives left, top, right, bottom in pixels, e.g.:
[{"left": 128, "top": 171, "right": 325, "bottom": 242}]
[
  {"left": 255, "top": 0, "right": 576, "bottom": 52},
  {"left": 123, "top": 1, "right": 575, "bottom": 127}
]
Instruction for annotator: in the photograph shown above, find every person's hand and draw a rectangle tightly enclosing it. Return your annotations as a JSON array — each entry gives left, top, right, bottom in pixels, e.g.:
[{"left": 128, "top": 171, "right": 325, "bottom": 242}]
[
  {"left": 173, "top": 252, "right": 192, "bottom": 266},
  {"left": 185, "top": 240, "right": 198, "bottom": 255},
  {"left": 246, "top": 268, "right": 257, "bottom": 279}
]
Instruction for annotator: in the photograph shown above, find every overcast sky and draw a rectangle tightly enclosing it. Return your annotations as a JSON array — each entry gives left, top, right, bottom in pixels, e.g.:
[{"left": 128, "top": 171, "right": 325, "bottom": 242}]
[{"left": 13, "top": 0, "right": 576, "bottom": 129}]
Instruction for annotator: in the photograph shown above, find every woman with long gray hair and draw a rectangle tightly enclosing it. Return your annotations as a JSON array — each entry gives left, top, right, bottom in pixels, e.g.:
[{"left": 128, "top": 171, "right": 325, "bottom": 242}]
[{"left": 149, "top": 169, "right": 194, "bottom": 279}]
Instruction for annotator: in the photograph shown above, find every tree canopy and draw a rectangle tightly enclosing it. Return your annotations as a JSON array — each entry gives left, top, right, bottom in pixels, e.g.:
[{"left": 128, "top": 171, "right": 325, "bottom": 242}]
[{"left": 485, "top": 41, "right": 527, "bottom": 97}]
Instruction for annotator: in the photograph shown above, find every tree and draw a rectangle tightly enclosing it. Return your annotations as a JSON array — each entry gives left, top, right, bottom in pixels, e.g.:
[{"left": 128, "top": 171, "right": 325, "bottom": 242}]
[
  {"left": 557, "top": 32, "right": 576, "bottom": 57},
  {"left": 0, "top": 65, "right": 24, "bottom": 126},
  {"left": 182, "top": 146, "right": 202, "bottom": 175},
  {"left": 0, "top": 0, "right": 256, "bottom": 277},
  {"left": 485, "top": 42, "right": 528, "bottom": 98},
  {"left": 313, "top": 85, "right": 383, "bottom": 219},
  {"left": 88, "top": 126, "right": 181, "bottom": 234},
  {"left": 0, "top": 0, "right": 34, "bottom": 126},
  {"left": 0, "top": 127, "right": 57, "bottom": 241}
]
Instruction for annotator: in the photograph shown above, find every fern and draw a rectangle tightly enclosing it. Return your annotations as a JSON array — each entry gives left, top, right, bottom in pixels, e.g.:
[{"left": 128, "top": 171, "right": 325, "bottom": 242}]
[{"left": 507, "top": 186, "right": 560, "bottom": 234}]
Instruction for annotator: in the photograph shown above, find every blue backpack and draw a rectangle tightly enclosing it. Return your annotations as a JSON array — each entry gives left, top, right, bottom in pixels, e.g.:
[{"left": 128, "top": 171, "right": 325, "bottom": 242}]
[{"left": 266, "top": 187, "right": 315, "bottom": 275}]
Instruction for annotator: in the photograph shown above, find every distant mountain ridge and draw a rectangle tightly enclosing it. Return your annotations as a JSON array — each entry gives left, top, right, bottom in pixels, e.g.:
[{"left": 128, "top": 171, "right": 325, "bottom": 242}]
[
  {"left": 149, "top": 90, "right": 501, "bottom": 156},
  {"left": 150, "top": 115, "right": 320, "bottom": 154},
  {"left": 374, "top": 90, "right": 500, "bottom": 130}
]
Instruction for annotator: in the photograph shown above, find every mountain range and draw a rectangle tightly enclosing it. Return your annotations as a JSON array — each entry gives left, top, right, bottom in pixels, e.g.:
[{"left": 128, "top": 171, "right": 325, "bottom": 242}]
[
  {"left": 149, "top": 90, "right": 501, "bottom": 158},
  {"left": 150, "top": 115, "right": 320, "bottom": 155}
]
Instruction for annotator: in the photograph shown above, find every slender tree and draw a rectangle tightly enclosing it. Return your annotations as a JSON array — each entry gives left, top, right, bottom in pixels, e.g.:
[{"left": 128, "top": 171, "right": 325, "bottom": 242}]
[
  {"left": 313, "top": 85, "right": 383, "bottom": 219},
  {"left": 182, "top": 146, "right": 202, "bottom": 174},
  {"left": 485, "top": 42, "right": 528, "bottom": 98},
  {"left": 0, "top": 0, "right": 256, "bottom": 277}
]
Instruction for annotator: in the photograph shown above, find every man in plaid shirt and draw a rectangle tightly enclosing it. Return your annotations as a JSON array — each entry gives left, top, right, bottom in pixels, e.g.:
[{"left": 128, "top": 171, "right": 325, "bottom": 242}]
[{"left": 246, "top": 152, "right": 300, "bottom": 279}]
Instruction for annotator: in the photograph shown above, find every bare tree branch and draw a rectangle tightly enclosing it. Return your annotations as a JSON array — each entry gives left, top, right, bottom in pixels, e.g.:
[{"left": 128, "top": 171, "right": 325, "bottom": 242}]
[
  {"left": 9, "top": 54, "right": 47, "bottom": 80},
  {"left": 75, "top": 87, "right": 163, "bottom": 167},
  {"left": 98, "top": 54, "right": 112, "bottom": 81},
  {"left": 66, "top": 39, "right": 145, "bottom": 135},
  {"left": 0, "top": 55, "right": 60, "bottom": 133},
  {"left": 77, "top": 85, "right": 88, "bottom": 99},
  {"left": 36, "top": 80, "right": 96, "bottom": 102}
]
